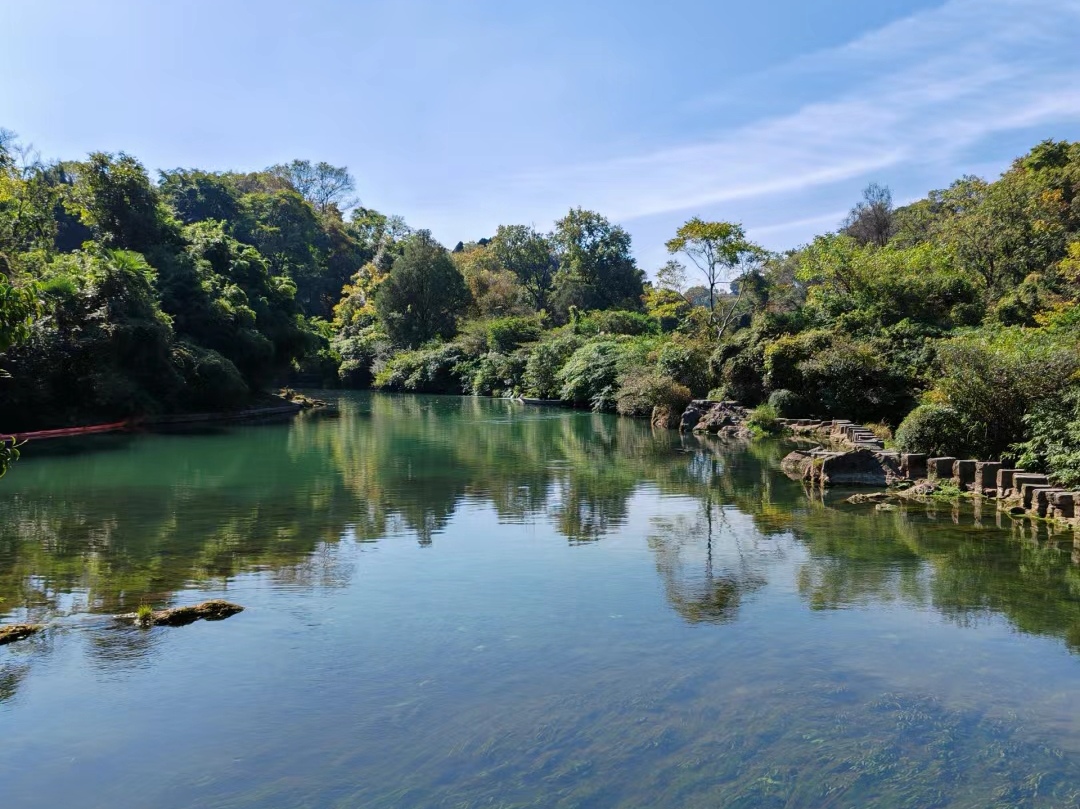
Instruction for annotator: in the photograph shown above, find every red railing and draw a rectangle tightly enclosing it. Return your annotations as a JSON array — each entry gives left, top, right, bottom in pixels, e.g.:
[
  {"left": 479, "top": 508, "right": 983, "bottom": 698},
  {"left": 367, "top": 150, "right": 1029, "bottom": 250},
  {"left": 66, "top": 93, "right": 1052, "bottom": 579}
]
[{"left": 0, "top": 419, "right": 133, "bottom": 443}]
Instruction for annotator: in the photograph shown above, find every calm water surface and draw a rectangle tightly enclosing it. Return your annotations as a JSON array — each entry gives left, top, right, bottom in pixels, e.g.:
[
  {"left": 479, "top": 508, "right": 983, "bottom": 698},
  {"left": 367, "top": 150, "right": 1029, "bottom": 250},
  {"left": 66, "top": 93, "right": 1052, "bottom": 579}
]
[{"left": 2, "top": 393, "right": 1080, "bottom": 808}]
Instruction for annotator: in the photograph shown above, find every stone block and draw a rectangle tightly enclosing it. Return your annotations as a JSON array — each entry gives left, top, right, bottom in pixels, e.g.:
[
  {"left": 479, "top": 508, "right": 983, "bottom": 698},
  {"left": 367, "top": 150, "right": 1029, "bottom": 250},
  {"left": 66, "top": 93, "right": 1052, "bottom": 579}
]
[
  {"left": 1049, "top": 491, "right": 1076, "bottom": 520},
  {"left": 952, "top": 460, "right": 977, "bottom": 488},
  {"left": 974, "top": 461, "right": 1002, "bottom": 494},
  {"left": 997, "top": 468, "right": 1025, "bottom": 497},
  {"left": 901, "top": 453, "right": 928, "bottom": 480},
  {"left": 1022, "top": 483, "right": 1055, "bottom": 510},
  {"left": 927, "top": 457, "right": 957, "bottom": 481},
  {"left": 1012, "top": 473, "right": 1049, "bottom": 500},
  {"left": 1034, "top": 488, "right": 1066, "bottom": 517}
]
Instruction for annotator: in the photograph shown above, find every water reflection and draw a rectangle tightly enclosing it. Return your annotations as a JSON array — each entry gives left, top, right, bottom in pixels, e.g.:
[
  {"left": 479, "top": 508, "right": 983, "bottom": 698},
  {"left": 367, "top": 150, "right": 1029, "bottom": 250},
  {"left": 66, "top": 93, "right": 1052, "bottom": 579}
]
[
  {"left": 6, "top": 393, "right": 1080, "bottom": 807},
  {"left": 2, "top": 392, "right": 1080, "bottom": 657},
  {"left": 0, "top": 662, "right": 28, "bottom": 703},
  {"left": 648, "top": 501, "right": 768, "bottom": 624}
]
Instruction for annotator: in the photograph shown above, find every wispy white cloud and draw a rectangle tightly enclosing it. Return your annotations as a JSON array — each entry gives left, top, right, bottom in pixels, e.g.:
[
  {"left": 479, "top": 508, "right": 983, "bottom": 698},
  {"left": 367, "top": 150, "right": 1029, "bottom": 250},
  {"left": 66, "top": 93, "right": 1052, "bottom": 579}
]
[
  {"left": 432, "top": 0, "right": 1080, "bottom": 242},
  {"left": 748, "top": 212, "right": 850, "bottom": 240}
]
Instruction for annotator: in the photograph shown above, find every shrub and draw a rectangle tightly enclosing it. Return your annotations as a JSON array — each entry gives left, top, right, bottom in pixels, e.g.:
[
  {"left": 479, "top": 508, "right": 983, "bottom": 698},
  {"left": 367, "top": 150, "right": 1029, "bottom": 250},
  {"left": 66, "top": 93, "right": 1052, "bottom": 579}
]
[
  {"left": 721, "top": 349, "right": 766, "bottom": 406},
  {"left": 574, "top": 309, "right": 659, "bottom": 337},
  {"left": 615, "top": 371, "right": 691, "bottom": 420},
  {"left": 558, "top": 340, "right": 621, "bottom": 410},
  {"left": 929, "top": 328, "right": 1080, "bottom": 457},
  {"left": 767, "top": 388, "right": 808, "bottom": 418},
  {"left": 746, "top": 403, "right": 784, "bottom": 436},
  {"left": 471, "top": 350, "right": 528, "bottom": 396},
  {"left": 763, "top": 330, "right": 830, "bottom": 392},
  {"left": 486, "top": 314, "right": 544, "bottom": 353},
  {"left": 335, "top": 328, "right": 391, "bottom": 387},
  {"left": 797, "top": 338, "right": 911, "bottom": 423},
  {"left": 895, "top": 404, "right": 970, "bottom": 457},
  {"left": 1014, "top": 385, "right": 1080, "bottom": 486},
  {"left": 173, "top": 343, "right": 249, "bottom": 411},
  {"left": 373, "top": 343, "right": 466, "bottom": 393},
  {"left": 709, "top": 330, "right": 766, "bottom": 406},
  {"left": 655, "top": 340, "right": 711, "bottom": 396},
  {"left": 522, "top": 333, "right": 583, "bottom": 398}
]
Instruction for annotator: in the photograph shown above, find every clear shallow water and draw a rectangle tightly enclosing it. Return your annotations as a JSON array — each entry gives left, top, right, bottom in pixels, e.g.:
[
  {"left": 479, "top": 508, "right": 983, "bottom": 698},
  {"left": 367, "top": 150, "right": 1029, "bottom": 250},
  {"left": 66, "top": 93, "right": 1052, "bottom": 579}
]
[{"left": 2, "top": 393, "right": 1080, "bottom": 808}]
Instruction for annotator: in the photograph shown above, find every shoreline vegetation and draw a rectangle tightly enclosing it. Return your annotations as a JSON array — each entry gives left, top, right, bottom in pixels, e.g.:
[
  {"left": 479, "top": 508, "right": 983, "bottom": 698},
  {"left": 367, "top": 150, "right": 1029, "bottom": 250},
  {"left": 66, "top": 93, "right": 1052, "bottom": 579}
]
[{"left": 4, "top": 132, "right": 1080, "bottom": 486}]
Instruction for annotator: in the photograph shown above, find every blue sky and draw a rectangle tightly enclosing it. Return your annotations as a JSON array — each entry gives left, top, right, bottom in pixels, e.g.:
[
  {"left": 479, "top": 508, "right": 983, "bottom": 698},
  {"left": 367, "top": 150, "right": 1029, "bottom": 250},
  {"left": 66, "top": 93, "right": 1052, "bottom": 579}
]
[{"left": 2, "top": 0, "right": 1079, "bottom": 272}]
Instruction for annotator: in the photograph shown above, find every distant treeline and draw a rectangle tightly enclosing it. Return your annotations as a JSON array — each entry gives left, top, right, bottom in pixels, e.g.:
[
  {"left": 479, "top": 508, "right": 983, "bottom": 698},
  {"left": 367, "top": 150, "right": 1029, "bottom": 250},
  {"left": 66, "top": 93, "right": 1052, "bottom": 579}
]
[{"left": 3, "top": 132, "right": 1080, "bottom": 483}]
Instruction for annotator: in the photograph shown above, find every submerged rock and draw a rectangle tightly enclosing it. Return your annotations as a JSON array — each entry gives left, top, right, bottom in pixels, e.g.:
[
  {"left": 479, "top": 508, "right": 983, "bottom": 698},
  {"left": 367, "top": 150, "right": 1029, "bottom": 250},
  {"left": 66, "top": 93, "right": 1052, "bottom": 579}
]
[
  {"left": 846, "top": 492, "right": 895, "bottom": 504},
  {"left": 903, "top": 481, "right": 940, "bottom": 497},
  {"left": 0, "top": 624, "right": 43, "bottom": 646},
  {"left": 118, "top": 599, "right": 244, "bottom": 628}
]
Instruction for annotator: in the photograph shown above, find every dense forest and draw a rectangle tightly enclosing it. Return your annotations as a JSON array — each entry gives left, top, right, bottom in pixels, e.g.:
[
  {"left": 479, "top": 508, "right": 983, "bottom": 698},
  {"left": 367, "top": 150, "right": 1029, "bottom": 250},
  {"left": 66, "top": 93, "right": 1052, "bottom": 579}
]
[{"left": 3, "top": 131, "right": 1080, "bottom": 484}]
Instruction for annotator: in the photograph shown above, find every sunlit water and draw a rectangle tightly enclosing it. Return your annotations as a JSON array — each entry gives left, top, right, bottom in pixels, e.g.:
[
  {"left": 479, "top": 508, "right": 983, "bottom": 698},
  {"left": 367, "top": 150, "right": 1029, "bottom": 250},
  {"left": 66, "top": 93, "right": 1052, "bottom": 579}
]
[{"left": 3, "top": 393, "right": 1080, "bottom": 808}]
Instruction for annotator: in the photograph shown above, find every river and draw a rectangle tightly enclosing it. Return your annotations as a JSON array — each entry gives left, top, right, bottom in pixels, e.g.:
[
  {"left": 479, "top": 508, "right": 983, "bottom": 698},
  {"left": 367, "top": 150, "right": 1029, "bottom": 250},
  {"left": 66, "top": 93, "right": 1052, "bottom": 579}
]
[{"left": 2, "top": 392, "right": 1080, "bottom": 808}]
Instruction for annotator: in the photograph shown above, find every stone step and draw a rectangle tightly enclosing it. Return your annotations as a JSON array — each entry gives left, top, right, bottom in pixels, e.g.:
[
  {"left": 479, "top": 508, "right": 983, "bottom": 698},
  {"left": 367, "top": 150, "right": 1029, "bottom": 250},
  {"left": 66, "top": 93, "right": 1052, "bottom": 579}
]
[
  {"left": 1022, "top": 483, "right": 1056, "bottom": 510},
  {"left": 928, "top": 457, "right": 957, "bottom": 480},
  {"left": 1048, "top": 491, "right": 1078, "bottom": 519}
]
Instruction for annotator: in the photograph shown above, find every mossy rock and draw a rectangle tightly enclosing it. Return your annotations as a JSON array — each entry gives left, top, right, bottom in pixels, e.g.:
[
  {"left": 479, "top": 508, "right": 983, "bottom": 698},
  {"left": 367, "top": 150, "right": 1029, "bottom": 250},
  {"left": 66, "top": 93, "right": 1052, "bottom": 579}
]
[
  {"left": 118, "top": 599, "right": 244, "bottom": 628},
  {"left": 0, "top": 624, "right": 43, "bottom": 646}
]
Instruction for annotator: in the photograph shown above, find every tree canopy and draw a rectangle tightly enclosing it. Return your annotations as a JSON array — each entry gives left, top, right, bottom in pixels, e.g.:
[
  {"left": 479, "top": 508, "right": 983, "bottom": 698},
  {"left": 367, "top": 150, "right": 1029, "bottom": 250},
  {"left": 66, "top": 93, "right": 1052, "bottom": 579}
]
[{"left": 375, "top": 231, "right": 469, "bottom": 348}]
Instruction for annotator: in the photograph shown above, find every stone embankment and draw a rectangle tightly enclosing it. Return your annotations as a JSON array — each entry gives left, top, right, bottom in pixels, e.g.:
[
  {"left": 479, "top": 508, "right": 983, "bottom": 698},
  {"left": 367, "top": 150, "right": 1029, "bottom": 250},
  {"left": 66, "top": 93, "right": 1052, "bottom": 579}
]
[{"left": 776, "top": 418, "right": 1078, "bottom": 530}]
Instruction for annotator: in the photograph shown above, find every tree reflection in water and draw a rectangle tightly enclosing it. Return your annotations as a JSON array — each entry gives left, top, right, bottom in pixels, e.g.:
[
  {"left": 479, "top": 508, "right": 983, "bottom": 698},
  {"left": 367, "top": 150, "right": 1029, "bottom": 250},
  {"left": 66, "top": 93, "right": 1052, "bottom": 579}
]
[
  {"left": 1, "top": 391, "right": 1080, "bottom": 658},
  {"left": 649, "top": 498, "right": 767, "bottom": 624}
]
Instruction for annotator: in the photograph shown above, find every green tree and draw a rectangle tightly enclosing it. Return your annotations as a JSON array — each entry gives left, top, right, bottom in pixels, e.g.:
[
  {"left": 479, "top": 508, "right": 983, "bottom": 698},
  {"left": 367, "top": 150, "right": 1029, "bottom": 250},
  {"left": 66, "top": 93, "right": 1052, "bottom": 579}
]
[
  {"left": 933, "top": 173, "right": 1067, "bottom": 296},
  {"left": 70, "top": 152, "right": 179, "bottom": 254},
  {"left": 375, "top": 231, "right": 469, "bottom": 347},
  {"left": 451, "top": 241, "right": 527, "bottom": 318},
  {"left": 552, "top": 208, "right": 644, "bottom": 314},
  {"left": 491, "top": 224, "right": 556, "bottom": 312},
  {"left": 666, "top": 218, "right": 765, "bottom": 338},
  {"left": 158, "top": 169, "right": 242, "bottom": 225}
]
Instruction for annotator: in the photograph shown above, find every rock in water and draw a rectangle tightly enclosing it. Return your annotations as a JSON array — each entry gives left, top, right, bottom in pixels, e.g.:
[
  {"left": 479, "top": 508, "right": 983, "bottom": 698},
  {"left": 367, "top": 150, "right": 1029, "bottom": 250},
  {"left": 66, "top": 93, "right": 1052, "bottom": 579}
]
[
  {"left": 781, "top": 450, "right": 813, "bottom": 480},
  {"left": 0, "top": 624, "right": 43, "bottom": 646},
  {"left": 780, "top": 448, "right": 901, "bottom": 487},
  {"left": 847, "top": 492, "right": 895, "bottom": 504},
  {"left": 814, "top": 449, "right": 900, "bottom": 486},
  {"left": 118, "top": 599, "right": 244, "bottom": 628},
  {"left": 679, "top": 400, "right": 748, "bottom": 434},
  {"left": 679, "top": 400, "right": 707, "bottom": 432},
  {"left": 652, "top": 404, "right": 681, "bottom": 430}
]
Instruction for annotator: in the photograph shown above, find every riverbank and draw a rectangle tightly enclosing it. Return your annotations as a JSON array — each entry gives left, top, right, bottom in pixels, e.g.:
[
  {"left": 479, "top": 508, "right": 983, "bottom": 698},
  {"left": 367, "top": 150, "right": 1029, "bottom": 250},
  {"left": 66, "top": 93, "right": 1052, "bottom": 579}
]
[{"left": 0, "top": 391, "right": 334, "bottom": 445}]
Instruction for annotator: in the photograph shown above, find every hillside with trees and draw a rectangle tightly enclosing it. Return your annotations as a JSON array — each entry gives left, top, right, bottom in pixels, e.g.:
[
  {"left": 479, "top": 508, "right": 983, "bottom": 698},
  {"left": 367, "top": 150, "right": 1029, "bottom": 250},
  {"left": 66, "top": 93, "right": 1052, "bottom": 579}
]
[{"left": 4, "top": 131, "right": 1080, "bottom": 484}]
